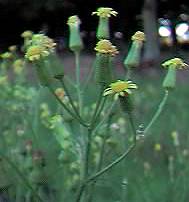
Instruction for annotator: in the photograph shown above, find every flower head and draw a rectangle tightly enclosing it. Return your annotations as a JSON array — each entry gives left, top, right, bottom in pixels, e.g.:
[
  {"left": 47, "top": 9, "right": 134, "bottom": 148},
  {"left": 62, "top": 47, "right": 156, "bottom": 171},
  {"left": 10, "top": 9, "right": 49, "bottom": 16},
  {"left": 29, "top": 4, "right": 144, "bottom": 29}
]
[
  {"left": 25, "top": 45, "right": 49, "bottom": 61},
  {"left": 1, "top": 52, "right": 13, "bottom": 59},
  {"left": 25, "top": 34, "right": 56, "bottom": 61},
  {"left": 95, "top": 40, "right": 119, "bottom": 56},
  {"left": 154, "top": 143, "right": 161, "bottom": 152},
  {"left": 55, "top": 88, "right": 65, "bottom": 101},
  {"left": 67, "top": 15, "right": 81, "bottom": 26},
  {"left": 131, "top": 31, "right": 146, "bottom": 42},
  {"left": 21, "top": 30, "right": 33, "bottom": 38},
  {"left": 8, "top": 45, "right": 17, "bottom": 52},
  {"left": 31, "top": 34, "right": 56, "bottom": 50},
  {"left": 162, "top": 58, "right": 188, "bottom": 69},
  {"left": 103, "top": 80, "right": 138, "bottom": 98},
  {"left": 92, "top": 7, "right": 118, "bottom": 18}
]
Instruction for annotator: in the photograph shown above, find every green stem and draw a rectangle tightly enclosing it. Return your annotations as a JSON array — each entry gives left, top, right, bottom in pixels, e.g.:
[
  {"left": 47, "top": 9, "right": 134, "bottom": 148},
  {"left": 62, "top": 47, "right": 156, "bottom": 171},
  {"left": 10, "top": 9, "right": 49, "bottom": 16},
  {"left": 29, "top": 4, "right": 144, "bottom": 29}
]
[
  {"left": 93, "top": 101, "right": 116, "bottom": 133},
  {"left": 48, "top": 85, "right": 88, "bottom": 127},
  {"left": 144, "top": 90, "right": 169, "bottom": 135},
  {"left": 59, "top": 78, "right": 84, "bottom": 122},
  {"left": 2, "top": 155, "right": 43, "bottom": 202},
  {"left": 125, "top": 68, "right": 132, "bottom": 80},
  {"left": 75, "top": 51, "right": 82, "bottom": 114},
  {"left": 86, "top": 112, "right": 137, "bottom": 184},
  {"left": 87, "top": 116, "right": 112, "bottom": 202}
]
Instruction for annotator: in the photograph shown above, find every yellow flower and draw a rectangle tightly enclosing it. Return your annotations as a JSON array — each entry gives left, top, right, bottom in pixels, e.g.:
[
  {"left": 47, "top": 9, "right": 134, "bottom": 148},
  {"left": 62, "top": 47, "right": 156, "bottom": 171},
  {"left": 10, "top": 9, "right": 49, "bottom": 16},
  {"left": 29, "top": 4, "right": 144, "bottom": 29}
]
[
  {"left": 95, "top": 39, "right": 119, "bottom": 56},
  {"left": 92, "top": 7, "right": 118, "bottom": 18},
  {"left": 131, "top": 31, "right": 146, "bottom": 42},
  {"left": 103, "top": 80, "right": 138, "bottom": 98},
  {"left": 154, "top": 143, "right": 161, "bottom": 152},
  {"left": 8, "top": 45, "right": 17, "bottom": 52},
  {"left": 67, "top": 15, "right": 81, "bottom": 26},
  {"left": 55, "top": 88, "right": 65, "bottom": 100},
  {"left": 162, "top": 58, "right": 188, "bottom": 69},
  {"left": 21, "top": 30, "right": 33, "bottom": 38},
  {"left": 1, "top": 52, "right": 13, "bottom": 59},
  {"left": 31, "top": 34, "right": 56, "bottom": 50},
  {"left": 25, "top": 45, "right": 49, "bottom": 61}
]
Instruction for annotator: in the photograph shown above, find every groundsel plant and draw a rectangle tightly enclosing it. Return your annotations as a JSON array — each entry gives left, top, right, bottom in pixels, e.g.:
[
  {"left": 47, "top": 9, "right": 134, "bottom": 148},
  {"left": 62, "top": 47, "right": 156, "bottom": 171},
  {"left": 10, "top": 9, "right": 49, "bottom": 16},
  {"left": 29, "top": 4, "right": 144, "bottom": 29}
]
[{"left": 21, "top": 7, "right": 188, "bottom": 202}]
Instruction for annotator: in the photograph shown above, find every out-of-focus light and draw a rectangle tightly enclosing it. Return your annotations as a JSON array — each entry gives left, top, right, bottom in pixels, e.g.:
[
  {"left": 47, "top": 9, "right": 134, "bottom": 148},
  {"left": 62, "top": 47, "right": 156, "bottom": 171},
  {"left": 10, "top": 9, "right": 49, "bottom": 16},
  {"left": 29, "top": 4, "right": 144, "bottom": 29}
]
[
  {"left": 176, "top": 23, "right": 189, "bottom": 36},
  {"left": 158, "top": 26, "right": 171, "bottom": 37}
]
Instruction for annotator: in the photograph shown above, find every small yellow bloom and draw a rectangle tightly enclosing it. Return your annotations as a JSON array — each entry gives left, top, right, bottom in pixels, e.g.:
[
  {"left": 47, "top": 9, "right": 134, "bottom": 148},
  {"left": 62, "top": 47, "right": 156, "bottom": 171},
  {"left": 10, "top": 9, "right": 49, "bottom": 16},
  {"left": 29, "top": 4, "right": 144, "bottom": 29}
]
[
  {"left": 21, "top": 30, "right": 33, "bottom": 38},
  {"left": 154, "top": 143, "right": 161, "bottom": 152},
  {"left": 1, "top": 52, "right": 13, "bottom": 59},
  {"left": 95, "top": 39, "right": 119, "bottom": 56},
  {"left": 25, "top": 45, "right": 49, "bottom": 61},
  {"left": 55, "top": 88, "right": 65, "bottom": 100},
  {"left": 92, "top": 7, "right": 118, "bottom": 18},
  {"left": 67, "top": 15, "right": 81, "bottom": 26},
  {"left": 131, "top": 31, "right": 146, "bottom": 42},
  {"left": 8, "top": 45, "right": 17, "bottom": 52},
  {"left": 32, "top": 34, "right": 56, "bottom": 50},
  {"left": 103, "top": 80, "right": 138, "bottom": 98},
  {"left": 162, "top": 58, "right": 188, "bottom": 69}
]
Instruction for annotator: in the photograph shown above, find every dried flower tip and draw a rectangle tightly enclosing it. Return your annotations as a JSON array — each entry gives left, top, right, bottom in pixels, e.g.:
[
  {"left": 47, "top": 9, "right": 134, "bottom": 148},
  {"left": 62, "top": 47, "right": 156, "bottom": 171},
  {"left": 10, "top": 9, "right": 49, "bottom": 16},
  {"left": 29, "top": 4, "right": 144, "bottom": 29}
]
[
  {"left": 21, "top": 30, "right": 33, "bottom": 38},
  {"left": 103, "top": 80, "right": 138, "bottom": 98},
  {"left": 95, "top": 39, "right": 119, "bottom": 56},
  {"left": 92, "top": 7, "right": 118, "bottom": 18},
  {"left": 55, "top": 88, "right": 65, "bottom": 100},
  {"left": 67, "top": 15, "right": 81, "bottom": 26},
  {"left": 162, "top": 58, "right": 188, "bottom": 69},
  {"left": 8, "top": 45, "right": 17, "bottom": 52},
  {"left": 131, "top": 31, "right": 146, "bottom": 41},
  {"left": 25, "top": 45, "right": 49, "bottom": 61}
]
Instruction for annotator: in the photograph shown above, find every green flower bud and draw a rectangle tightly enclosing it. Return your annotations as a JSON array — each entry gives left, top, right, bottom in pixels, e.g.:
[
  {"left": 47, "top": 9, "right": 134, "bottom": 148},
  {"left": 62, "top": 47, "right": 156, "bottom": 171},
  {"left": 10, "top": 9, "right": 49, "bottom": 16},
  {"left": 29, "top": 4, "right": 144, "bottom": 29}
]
[
  {"left": 119, "top": 95, "right": 134, "bottom": 113},
  {"left": 162, "top": 66, "right": 176, "bottom": 89},
  {"left": 94, "top": 54, "right": 113, "bottom": 88},
  {"left": 94, "top": 40, "right": 118, "bottom": 88},
  {"left": 67, "top": 16, "right": 83, "bottom": 53},
  {"left": 124, "top": 31, "right": 145, "bottom": 69},
  {"left": 92, "top": 7, "right": 118, "bottom": 40},
  {"left": 97, "top": 18, "right": 110, "bottom": 39},
  {"left": 162, "top": 58, "right": 188, "bottom": 90}
]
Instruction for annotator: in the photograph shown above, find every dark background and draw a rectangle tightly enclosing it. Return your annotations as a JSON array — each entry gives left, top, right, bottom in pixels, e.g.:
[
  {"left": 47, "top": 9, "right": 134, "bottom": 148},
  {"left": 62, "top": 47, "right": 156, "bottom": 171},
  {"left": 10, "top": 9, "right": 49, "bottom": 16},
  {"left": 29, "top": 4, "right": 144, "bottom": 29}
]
[{"left": 0, "top": 0, "right": 189, "bottom": 49}]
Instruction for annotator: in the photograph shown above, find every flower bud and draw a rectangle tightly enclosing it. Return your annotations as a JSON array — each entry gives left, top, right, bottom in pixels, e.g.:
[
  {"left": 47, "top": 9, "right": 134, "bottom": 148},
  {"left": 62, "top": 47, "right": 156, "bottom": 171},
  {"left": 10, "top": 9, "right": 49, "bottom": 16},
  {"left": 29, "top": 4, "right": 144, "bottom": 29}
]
[
  {"left": 92, "top": 7, "right": 118, "bottom": 40},
  {"left": 67, "top": 16, "right": 83, "bottom": 53},
  {"left": 162, "top": 58, "right": 188, "bottom": 90}
]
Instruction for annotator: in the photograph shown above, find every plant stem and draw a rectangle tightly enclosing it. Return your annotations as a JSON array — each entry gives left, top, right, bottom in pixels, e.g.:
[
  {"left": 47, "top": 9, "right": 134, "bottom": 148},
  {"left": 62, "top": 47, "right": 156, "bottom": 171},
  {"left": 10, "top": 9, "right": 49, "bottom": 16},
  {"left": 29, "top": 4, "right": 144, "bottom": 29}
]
[
  {"left": 48, "top": 85, "right": 88, "bottom": 127},
  {"left": 59, "top": 78, "right": 84, "bottom": 122},
  {"left": 75, "top": 51, "right": 82, "bottom": 114},
  {"left": 87, "top": 116, "right": 112, "bottom": 202},
  {"left": 144, "top": 90, "right": 169, "bottom": 135},
  {"left": 2, "top": 155, "right": 44, "bottom": 202},
  {"left": 87, "top": 112, "right": 137, "bottom": 183}
]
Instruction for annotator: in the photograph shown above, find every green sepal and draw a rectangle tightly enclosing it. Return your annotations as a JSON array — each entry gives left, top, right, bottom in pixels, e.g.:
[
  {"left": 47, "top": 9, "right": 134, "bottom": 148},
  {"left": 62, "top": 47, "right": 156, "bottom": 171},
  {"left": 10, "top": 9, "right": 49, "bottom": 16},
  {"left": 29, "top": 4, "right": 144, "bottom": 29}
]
[
  {"left": 163, "top": 67, "right": 176, "bottom": 90},
  {"left": 124, "top": 41, "right": 142, "bottom": 68},
  {"left": 97, "top": 18, "right": 110, "bottom": 40},
  {"left": 119, "top": 95, "right": 134, "bottom": 113},
  {"left": 69, "top": 26, "right": 83, "bottom": 52},
  {"left": 35, "top": 60, "right": 55, "bottom": 86},
  {"left": 94, "top": 53, "right": 113, "bottom": 89}
]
